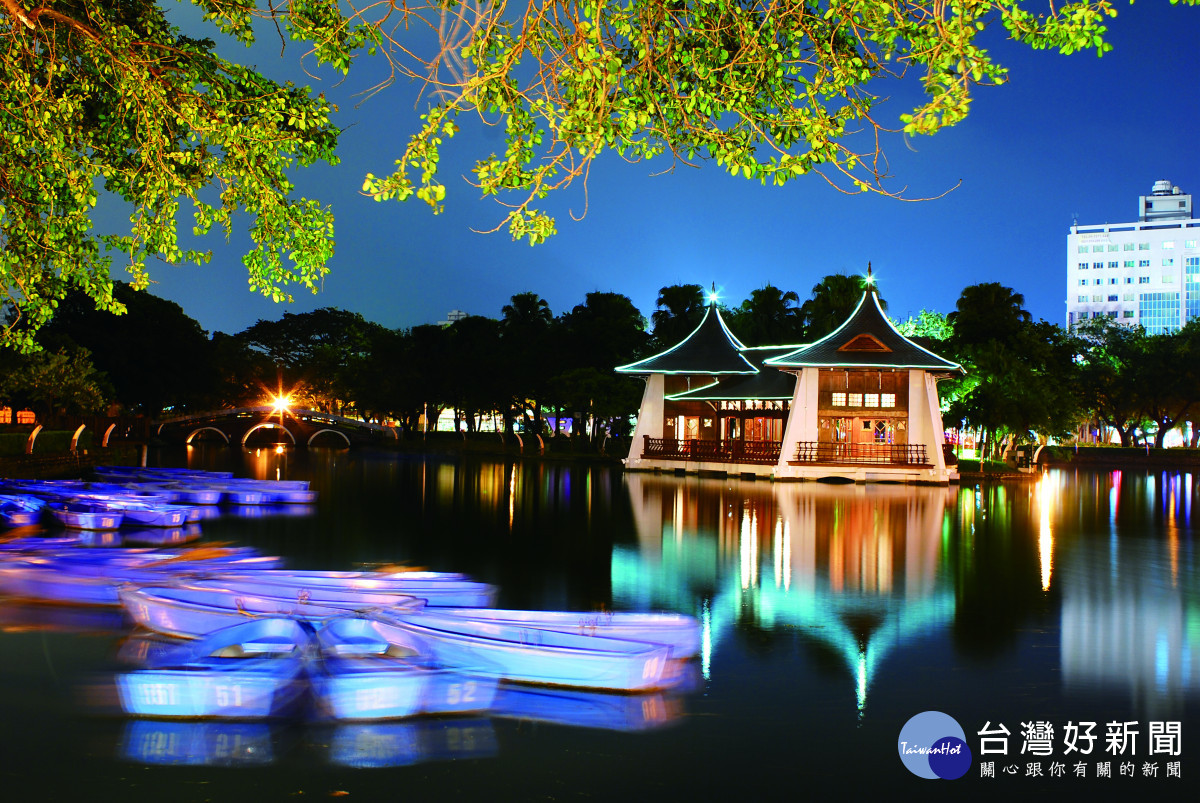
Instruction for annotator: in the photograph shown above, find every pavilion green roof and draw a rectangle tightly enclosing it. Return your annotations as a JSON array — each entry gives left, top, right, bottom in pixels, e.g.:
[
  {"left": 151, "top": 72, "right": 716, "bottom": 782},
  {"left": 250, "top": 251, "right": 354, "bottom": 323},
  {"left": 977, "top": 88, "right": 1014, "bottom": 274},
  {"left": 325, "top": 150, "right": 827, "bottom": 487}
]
[
  {"left": 616, "top": 304, "right": 756, "bottom": 375},
  {"left": 666, "top": 370, "right": 796, "bottom": 401},
  {"left": 764, "top": 292, "right": 963, "bottom": 373}
]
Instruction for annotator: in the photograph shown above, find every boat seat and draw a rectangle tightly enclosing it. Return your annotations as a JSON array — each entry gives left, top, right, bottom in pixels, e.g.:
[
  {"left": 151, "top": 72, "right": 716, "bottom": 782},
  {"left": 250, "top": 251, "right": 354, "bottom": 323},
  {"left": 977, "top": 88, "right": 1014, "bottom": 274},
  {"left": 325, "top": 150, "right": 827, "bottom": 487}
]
[
  {"left": 210, "top": 640, "right": 296, "bottom": 658},
  {"left": 331, "top": 641, "right": 388, "bottom": 656},
  {"left": 384, "top": 643, "right": 419, "bottom": 659}
]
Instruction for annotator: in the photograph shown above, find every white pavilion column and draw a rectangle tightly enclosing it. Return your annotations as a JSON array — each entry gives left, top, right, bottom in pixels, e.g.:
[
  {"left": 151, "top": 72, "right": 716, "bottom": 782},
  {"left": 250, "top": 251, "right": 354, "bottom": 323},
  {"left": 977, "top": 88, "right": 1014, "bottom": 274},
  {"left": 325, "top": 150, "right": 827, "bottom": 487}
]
[
  {"left": 776, "top": 368, "right": 817, "bottom": 475},
  {"left": 907, "top": 370, "right": 948, "bottom": 476},
  {"left": 625, "top": 373, "right": 665, "bottom": 468}
]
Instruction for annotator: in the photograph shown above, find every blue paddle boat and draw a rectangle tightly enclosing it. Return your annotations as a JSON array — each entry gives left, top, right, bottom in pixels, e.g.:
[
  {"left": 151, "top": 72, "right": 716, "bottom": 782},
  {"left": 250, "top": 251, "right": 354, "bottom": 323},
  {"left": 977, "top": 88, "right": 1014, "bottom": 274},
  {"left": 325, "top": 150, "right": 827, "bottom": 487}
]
[
  {"left": 119, "top": 585, "right": 358, "bottom": 639},
  {"left": 423, "top": 607, "right": 702, "bottom": 659},
  {"left": 47, "top": 501, "right": 124, "bottom": 530},
  {"left": 376, "top": 610, "right": 679, "bottom": 692},
  {"left": 310, "top": 617, "right": 498, "bottom": 721},
  {"left": 116, "top": 617, "right": 312, "bottom": 719},
  {"left": 0, "top": 493, "right": 46, "bottom": 528},
  {"left": 198, "top": 570, "right": 498, "bottom": 608}
]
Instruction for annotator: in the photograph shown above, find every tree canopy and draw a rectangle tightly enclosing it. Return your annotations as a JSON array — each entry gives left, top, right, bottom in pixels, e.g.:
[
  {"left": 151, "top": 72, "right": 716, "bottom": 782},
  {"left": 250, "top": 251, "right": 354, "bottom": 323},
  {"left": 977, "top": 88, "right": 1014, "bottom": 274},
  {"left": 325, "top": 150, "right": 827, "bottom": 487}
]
[
  {"left": 2, "top": 0, "right": 1183, "bottom": 350},
  {"left": 0, "top": 0, "right": 338, "bottom": 351}
]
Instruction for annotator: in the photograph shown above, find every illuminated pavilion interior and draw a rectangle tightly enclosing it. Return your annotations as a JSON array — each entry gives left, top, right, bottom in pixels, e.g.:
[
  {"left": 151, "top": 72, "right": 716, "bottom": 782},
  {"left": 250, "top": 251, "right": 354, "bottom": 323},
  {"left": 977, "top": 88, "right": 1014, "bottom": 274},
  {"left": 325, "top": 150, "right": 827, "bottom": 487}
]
[{"left": 618, "top": 283, "right": 964, "bottom": 484}]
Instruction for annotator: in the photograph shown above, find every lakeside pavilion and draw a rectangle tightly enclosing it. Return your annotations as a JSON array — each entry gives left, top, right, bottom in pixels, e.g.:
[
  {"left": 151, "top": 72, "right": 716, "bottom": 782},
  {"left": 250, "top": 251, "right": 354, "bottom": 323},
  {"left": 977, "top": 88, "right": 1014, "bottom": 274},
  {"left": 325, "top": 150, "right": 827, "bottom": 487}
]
[{"left": 618, "top": 283, "right": 964, "bottom": 484}]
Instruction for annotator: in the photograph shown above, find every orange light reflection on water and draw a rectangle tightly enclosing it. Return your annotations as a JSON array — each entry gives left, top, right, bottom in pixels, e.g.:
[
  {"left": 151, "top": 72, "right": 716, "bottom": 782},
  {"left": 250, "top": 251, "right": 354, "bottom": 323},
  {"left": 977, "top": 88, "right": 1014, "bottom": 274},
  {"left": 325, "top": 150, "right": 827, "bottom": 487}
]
[{"left": 1037, "top": 473, "right": 1055, "bottom": 592}]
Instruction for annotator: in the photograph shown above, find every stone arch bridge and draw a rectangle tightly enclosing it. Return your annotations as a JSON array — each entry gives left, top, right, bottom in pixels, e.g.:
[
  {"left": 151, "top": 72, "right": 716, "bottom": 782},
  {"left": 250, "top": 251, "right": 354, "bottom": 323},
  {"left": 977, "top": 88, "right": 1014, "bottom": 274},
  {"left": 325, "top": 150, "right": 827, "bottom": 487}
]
[{"left": 156, "top": 407, "right": 397, "bottom": 448}]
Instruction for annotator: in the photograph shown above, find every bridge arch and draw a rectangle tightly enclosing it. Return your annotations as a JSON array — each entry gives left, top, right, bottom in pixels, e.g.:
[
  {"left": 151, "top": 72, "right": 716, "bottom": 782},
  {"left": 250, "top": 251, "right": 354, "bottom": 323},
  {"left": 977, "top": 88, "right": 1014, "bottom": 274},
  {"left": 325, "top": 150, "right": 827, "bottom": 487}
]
[
  {"left": 71, "top": 424, "right": 86, "bottom": 453},
  {"left": 307, "top": 428, "right": 352, "bottom": 448},
  {"left": 25, "top": 424, "right": 41, "bottom": 454},
  {"left": 102, "top": 423, "right": 116, "bottom": 448},
  {"left": 186, "top": 426, "right": 231, "bottom": 445},
  {"left": 242, "top": 422, "right": 296, "bottom": 447}
]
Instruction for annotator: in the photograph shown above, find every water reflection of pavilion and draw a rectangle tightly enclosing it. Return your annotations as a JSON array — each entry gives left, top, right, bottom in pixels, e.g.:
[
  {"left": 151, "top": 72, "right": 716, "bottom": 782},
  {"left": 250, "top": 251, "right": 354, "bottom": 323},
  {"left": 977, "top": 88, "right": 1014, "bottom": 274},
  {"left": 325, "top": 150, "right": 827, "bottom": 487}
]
[{"left": 616, "top": 475, "right": 957, "bottom": 715}]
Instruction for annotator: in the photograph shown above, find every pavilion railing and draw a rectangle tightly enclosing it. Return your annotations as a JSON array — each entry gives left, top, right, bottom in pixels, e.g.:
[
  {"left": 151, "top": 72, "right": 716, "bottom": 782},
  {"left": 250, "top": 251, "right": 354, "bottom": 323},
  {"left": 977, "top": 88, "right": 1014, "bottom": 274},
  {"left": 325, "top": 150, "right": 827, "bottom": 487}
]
[
  {"left": 642, "top": 437, "right": 782, "bottom": 465},
  {"left": 791, "top": 442, "right": 929, "bottom": 465}
]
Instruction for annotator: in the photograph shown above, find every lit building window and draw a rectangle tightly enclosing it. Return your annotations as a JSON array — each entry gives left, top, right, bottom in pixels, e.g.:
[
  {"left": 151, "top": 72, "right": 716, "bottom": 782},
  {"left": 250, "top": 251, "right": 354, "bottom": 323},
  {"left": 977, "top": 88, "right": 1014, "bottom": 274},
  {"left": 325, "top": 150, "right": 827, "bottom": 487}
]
[
  {"left": 831, "top": 392, "right": 847, "bottom": 407},
  {"left": 864, "top": 393, "right": 880, "bottom": 408},
  {"left": 881, "top": 394, "right": 896, "bottom": 408},
  {"left": 1140, "top": 291, "right": 1181, "bottom": 335},
  {"left": 848, "top": 393, "right": 863, "bottom": 407}
]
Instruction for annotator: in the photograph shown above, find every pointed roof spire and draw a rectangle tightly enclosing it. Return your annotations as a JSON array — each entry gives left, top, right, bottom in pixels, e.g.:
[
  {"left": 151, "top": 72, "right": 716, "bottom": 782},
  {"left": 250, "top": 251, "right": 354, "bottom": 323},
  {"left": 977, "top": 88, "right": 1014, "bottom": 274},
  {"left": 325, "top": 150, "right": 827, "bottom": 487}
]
[
  {"left": 765, "top": 282, "right": 962, "bottom": 372},
  {"left": 616, "top": 301, "right": 755, "bottom": 375}
]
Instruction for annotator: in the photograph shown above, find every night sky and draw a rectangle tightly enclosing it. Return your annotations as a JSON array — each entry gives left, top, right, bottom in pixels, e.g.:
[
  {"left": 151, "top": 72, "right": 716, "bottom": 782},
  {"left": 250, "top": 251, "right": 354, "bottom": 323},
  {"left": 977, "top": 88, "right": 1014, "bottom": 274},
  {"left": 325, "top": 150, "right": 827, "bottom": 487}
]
[{"left": 121, "top": 1, "right": 1200, "bottom": 336}]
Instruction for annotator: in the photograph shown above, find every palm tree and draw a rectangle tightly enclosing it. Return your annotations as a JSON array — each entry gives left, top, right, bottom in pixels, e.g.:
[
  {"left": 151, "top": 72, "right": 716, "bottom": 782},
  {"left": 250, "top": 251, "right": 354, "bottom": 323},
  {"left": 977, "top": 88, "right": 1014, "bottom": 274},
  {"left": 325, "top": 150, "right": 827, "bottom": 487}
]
[
  {"left": 650, "top": 284, "right": 706, "bottom": 348},
  {"left": 801, "top": 273, "right": 884, "bottom": 340},
  {"left": 501, "top": 291, "right": 553, "bottom": 330},
  {"left": 732, "top": 284, "right": 803, "bottom": 346},
  {"left": 500, "top": 292, "right": 555, "bottom": 435},
  {"left": 947, "top": 283, "right": 1032, "bottom": 349}
]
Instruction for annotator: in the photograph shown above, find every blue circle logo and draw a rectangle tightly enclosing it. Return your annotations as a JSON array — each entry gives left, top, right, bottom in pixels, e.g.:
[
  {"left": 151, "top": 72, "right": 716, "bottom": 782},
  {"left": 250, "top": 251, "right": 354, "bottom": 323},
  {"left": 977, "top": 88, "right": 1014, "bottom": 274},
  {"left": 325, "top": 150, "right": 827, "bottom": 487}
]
[{"left": 898, "top": 711, "right": 972, "bottom": 780}]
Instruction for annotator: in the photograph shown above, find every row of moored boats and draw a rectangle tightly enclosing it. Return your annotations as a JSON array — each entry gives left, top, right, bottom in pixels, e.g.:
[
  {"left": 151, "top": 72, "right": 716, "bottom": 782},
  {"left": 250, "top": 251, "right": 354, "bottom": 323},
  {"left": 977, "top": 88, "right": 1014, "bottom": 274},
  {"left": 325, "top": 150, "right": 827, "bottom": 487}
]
[
  {"left": 0, "top": 467, "right": 701, "bottom": 724},
  {"left": 0, "top": 466, "right": 316, "bottom": 532}
]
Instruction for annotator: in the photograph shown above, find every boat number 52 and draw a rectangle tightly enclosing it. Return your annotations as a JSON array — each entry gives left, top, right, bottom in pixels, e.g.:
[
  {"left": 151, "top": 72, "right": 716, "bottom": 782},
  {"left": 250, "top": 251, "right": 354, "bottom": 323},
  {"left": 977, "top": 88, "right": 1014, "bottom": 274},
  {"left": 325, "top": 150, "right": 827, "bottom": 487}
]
[{"left": 445, "top": 681, "right": 478, "bottom": 705}]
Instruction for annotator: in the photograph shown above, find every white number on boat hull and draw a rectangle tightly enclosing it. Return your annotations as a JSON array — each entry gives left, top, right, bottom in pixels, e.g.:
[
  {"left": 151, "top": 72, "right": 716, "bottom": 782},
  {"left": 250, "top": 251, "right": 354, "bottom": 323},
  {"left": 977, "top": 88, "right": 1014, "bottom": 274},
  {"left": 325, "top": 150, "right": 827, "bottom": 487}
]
[
  {"left": 140, "top": 683, "right": 179, "bottom": 707},
  {"left": 355, "top": 686, "right": 399, "bottom": 711},
  {"left": 642, "top": 657, "right": 663, "bottom": 681},
  {"left": 445, "top": 681, "right": 477, "bottom": 705},
  {"left": 214, "top": 685, "right": 244, "bottom": 708}
]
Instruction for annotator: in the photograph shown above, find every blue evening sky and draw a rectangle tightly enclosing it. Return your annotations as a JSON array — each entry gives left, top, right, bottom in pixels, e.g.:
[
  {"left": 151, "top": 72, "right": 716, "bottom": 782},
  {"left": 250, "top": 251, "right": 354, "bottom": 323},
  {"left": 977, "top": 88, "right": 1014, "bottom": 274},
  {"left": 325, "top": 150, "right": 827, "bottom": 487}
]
[{"left": 134, "top": 1, "right": 1200, "bottom": 336}]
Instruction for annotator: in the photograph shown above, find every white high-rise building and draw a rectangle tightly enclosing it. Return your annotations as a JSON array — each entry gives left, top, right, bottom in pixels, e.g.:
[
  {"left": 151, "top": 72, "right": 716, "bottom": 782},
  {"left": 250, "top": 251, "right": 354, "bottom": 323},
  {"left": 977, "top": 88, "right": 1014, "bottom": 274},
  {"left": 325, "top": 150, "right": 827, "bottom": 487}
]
[{"left": 1066, "top": 180, "right": 1200, "bottom": 334}]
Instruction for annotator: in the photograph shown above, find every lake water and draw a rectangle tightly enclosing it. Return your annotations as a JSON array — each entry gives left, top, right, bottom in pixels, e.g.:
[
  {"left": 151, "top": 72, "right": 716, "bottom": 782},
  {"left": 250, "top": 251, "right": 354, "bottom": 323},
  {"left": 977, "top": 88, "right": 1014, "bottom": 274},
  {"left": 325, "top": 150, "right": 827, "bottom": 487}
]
[{"left": 1, "top": 449, "right": 1197, "bottom": 801}]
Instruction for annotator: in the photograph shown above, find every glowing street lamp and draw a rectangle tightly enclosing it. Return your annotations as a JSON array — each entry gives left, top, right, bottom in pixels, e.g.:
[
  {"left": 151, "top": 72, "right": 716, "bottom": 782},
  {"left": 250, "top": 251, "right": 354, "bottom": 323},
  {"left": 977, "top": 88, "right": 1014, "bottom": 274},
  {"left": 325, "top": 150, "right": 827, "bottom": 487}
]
[{"left": 271, "top": 395, "right": 291, "bottom": 415}]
